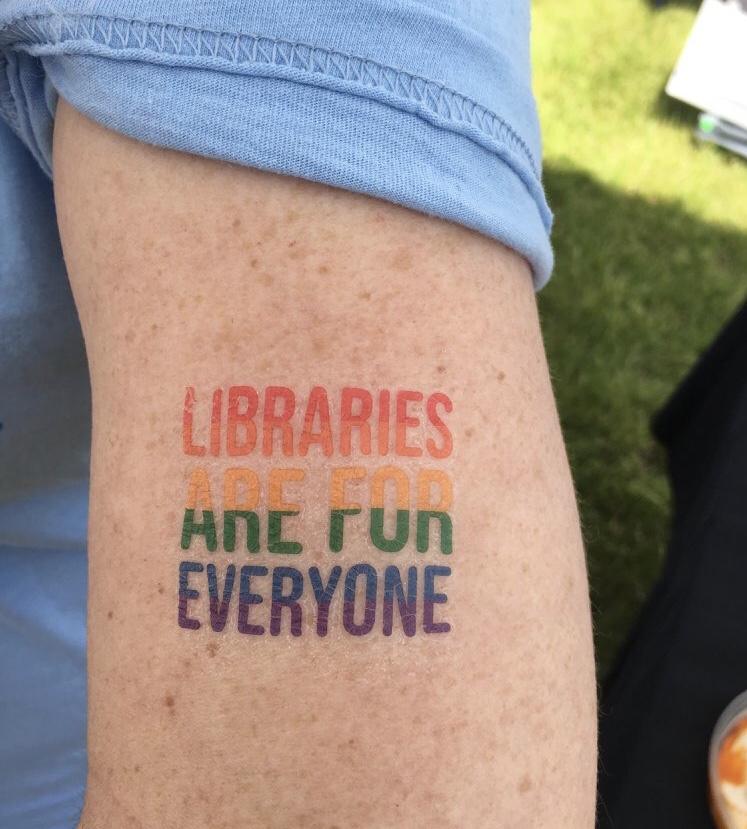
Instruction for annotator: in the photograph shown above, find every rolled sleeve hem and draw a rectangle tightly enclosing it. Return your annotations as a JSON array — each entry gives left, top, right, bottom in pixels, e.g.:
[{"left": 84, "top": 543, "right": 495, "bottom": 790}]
[{"left": 0, "top": 12, "right": 553, "bottom": 286}]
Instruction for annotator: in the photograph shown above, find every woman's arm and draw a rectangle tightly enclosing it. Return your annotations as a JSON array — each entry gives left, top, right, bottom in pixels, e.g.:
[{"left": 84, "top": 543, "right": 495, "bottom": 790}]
[{"left": 54, "top": 99, "right": 596, "bottom": 829}]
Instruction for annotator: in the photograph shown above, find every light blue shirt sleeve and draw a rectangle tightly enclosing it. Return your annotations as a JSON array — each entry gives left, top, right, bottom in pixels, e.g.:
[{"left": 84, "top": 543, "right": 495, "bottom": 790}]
[{"left": 0, "top": 0, "right": 553, "bottom": 285}]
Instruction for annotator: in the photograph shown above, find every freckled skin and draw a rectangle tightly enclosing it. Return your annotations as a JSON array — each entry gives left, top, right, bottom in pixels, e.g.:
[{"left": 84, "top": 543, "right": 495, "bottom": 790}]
[{"left": 54, "top": 101, "right": 596, "bottom": 828}]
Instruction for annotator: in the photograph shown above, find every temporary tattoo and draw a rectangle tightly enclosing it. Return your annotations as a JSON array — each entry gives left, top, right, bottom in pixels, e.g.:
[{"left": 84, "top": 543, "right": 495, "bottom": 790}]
[{"left": 177, "top": 386, "right": 454, "bottom": 638}]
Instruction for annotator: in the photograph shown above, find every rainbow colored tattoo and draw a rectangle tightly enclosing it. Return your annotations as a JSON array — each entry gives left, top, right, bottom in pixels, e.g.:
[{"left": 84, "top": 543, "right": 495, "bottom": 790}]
[{"left": 177, "top": 386, "right": 454, "bottom": 638}]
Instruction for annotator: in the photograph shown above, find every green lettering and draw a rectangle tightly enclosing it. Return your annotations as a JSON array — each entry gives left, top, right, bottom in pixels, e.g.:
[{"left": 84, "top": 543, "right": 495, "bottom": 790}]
[
  {"left": 416, "top": 510, "right": 452, "bottom": 554},
  {"left": 181, "top": 508, "right": 217, "bottom": 551},
  {"left": 268, "top": 510, "right": 302, "bottom": 554},
  {"left": 369, "top": 507, "right": 409, "bottom": 553}
]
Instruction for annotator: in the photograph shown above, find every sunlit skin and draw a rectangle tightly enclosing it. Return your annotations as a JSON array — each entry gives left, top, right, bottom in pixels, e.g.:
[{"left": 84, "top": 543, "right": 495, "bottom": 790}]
[{"left": 54, "top": 99, "right": 596, "bottom": 829}]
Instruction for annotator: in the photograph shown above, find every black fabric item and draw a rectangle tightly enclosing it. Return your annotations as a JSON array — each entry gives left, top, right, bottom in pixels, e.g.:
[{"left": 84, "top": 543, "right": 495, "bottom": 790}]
[{"left": 598, "top": 298, "right": 747, "bottom": 828}]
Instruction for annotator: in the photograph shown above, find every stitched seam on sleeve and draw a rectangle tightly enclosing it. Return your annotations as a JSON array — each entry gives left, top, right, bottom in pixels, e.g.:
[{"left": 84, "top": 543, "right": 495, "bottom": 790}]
[{"left": 0, "top": 12, "right": 542, "bottom": 181}]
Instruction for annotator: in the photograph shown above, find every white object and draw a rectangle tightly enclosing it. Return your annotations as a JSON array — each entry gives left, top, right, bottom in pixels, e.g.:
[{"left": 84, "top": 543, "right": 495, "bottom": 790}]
[{"left": 667, "top": 0, "right": 747, "bottom": 132}]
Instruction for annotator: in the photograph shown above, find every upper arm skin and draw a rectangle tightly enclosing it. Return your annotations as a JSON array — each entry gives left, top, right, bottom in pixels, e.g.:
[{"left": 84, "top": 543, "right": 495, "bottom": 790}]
[{"left": 53, "top": 99, "right": 596, "bottom": 829}]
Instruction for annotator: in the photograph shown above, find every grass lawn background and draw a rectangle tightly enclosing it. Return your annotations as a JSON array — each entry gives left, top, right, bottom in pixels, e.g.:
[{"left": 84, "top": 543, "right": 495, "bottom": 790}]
[{"left": 532, "top": 0, "right": 747, "bottom": 675}]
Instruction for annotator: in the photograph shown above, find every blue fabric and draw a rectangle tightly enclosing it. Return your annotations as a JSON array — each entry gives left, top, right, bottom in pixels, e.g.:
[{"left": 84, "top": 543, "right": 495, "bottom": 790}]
[
  {"left": 0, "top": 3, "right": 550, "bottom": 827},
  {"left": 0, "top": 0, "right": 552, "bottom": 285},
  {"left": 0, "top": 119, "right": 89, "bottom": 829},
  {"left": 0, "top": 542, "right": 87, "bottom": 829}
]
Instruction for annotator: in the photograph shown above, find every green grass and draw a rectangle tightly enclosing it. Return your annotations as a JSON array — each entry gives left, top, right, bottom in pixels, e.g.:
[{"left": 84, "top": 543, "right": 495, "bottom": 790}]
[{"left": 532, "top": 0, "right": 747, "bottom": 675}]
